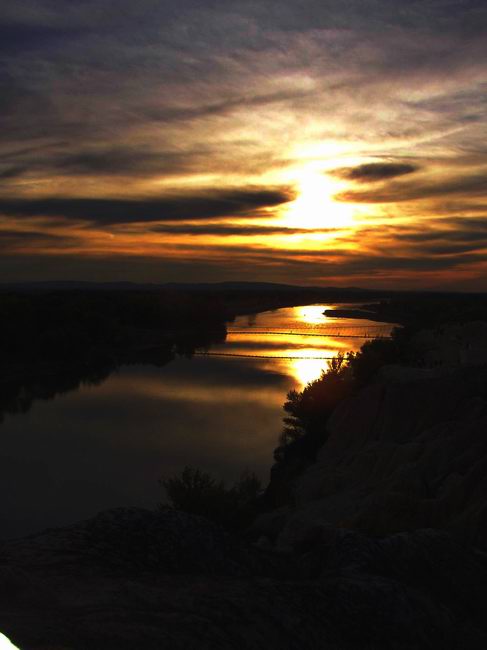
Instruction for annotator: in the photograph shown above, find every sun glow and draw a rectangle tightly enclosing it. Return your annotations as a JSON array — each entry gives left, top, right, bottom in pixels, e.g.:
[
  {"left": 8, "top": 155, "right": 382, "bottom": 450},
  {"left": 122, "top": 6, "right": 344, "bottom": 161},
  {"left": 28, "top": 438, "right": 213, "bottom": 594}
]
[{"left": 283, "top": 170, "right": 356, "bottom": 230}]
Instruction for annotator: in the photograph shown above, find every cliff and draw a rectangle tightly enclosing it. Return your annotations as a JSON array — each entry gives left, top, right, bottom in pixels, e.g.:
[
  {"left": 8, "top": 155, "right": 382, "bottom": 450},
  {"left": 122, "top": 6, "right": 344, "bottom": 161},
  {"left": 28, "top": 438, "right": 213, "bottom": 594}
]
[{"left": 256, "top": 364, "right": 487, "bottom": 552}]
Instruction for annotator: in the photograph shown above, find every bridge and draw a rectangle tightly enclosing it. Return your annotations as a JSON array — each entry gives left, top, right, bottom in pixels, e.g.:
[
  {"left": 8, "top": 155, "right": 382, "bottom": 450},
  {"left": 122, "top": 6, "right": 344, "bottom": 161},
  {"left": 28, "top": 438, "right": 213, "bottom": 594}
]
[
  {"left": 194, "top": 351, "right": 338, "bottom": 360},
  {"left": 226, "top": 329, "right": 392, "bottom": 340}
]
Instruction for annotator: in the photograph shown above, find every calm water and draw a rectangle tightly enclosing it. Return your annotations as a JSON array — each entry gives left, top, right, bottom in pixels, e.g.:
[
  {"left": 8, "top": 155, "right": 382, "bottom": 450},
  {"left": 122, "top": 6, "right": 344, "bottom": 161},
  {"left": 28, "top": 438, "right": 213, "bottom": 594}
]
[{"left": 0, "top": 304, "right": 393, "bottom": 538}]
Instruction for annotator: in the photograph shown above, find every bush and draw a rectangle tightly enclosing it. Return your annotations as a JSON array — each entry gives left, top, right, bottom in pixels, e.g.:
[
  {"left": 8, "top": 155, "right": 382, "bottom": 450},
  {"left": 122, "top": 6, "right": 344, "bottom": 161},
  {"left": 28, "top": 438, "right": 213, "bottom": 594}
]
[
  {"left": 347, "top": 326, "right": 410, "bottom": 385},
  {"left": 275, "top": 353, "right": 353, "bottom": 463},
  {"left": 160, "top": 466, "right": 262, "bottom": 531}
]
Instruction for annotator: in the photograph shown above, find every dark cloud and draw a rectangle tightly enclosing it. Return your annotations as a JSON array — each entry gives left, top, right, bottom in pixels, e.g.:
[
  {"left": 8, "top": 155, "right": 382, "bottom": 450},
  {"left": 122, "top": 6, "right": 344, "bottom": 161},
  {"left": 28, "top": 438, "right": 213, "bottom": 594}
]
[
  {"left": 149, "top": 224, "right": 330, "bottom": 236},
  {"left": 0, "top": 166, "right": 26, "bottom": 180},
  {"left": 0, "top": 23, "right": 85, "bottom": 54},
  {"left": 332, "top": 162, "right": 418, "bottom": 182},
  {"left": 143, "top": 89, "right": 314, "bottom": 125},
  {"left": 0, "top": 228, "right": 77, "bottom": 251},
  {"left": 0, "top": 142, "right": 289, "bottom": 182},
  {"left": 442, "top": 216, "right": 487, "bottom": 232},
  {"left": 419, "top": 242, "right": 487, "bottom": 255},
  {"left": 0, "top": 188, "right": 292, "bottom": 225},
  {"left": 284, "top": 248, "right": 480, "bottom": 273},
  {"left": 52, "top": 148, "right": 196, "bottom": 177},
  {"left": 335, "top": 252, "right": 483, "bottom": 273},
  {"left": 395, "top": 217, "right": 487, "bottom": 244},
  {"left": 390, "top": 217, "right": 487, "bottom": 255},
  {"left": 336, "top": 173, "right": 487, "bottom": 203}
]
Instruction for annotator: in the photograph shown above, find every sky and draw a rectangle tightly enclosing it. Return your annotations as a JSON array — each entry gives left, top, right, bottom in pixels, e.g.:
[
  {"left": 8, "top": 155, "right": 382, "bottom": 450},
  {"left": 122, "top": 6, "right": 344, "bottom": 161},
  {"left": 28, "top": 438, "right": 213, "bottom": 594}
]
[{"left": 1, "top": 0, "right": 486, "bottom": 289}]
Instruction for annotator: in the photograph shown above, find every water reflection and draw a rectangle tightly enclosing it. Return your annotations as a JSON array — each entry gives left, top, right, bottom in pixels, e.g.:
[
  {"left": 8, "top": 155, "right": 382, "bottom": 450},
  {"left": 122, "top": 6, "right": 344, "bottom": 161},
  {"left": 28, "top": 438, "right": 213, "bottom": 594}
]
[
  {"left": 222, "top": 303, "right": 391, "bottom": 388},
  {"left": 296, "top": 304, "right": 332, "bottom": 325},
  {"left": 0, "top": 303, "right": 393, "bottom": 538},
  {"left": 289, "top": 354, "right": 335, "bottom": 388}
]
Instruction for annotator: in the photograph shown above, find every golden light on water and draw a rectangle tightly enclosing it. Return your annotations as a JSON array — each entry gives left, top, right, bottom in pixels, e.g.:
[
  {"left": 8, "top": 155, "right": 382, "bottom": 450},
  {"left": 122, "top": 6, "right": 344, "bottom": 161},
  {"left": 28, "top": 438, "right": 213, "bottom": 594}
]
[
  {"left": 283, "top": 305, "right": 345, "bottom": 387},
  {"left": 295, "top": 304, "right": 332, "bottom": 326},
  {"left": 224, "top": 304, "right": 394, "bottom": 391},
  {"left": 287, "top": 354, "right": 327, "bottom": 388}
]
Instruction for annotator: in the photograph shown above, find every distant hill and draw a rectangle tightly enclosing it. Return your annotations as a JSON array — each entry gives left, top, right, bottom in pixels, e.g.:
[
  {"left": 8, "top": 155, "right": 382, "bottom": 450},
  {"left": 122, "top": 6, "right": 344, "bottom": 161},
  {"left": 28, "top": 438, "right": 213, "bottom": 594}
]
[
  {"left": 0, "top": 280, "right": 159, "bottom": 292},
  {"left": 0, "top": 280, "right": 374, "bottom": 294},
  {"left": 162, "top": 281, "right": 373, "bottom": 293},
  {"left": 1, "top": 281, "right": 483, "bottom": 299}
]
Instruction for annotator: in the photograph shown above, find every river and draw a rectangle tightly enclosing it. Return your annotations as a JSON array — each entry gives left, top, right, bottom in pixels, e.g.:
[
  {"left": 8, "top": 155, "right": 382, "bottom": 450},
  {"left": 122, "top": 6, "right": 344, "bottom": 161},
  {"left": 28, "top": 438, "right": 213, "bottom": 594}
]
[{"left": 0, "top": 303, "right": 393, "bottom": 538}]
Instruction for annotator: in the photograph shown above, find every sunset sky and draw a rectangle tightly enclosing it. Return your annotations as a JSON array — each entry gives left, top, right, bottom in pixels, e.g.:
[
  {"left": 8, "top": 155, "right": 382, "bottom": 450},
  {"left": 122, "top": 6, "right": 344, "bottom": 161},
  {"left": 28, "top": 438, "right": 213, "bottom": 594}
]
[{"left": 1, "top": 1, "right": 486, "bottom": 289}]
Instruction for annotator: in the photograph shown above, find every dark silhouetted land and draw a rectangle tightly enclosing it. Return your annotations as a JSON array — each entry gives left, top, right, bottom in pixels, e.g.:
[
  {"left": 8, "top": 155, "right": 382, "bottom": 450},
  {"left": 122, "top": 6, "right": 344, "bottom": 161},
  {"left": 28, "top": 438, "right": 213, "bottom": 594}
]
[{"left": 1, "top": 287, "right": 487, "bottom": 649}]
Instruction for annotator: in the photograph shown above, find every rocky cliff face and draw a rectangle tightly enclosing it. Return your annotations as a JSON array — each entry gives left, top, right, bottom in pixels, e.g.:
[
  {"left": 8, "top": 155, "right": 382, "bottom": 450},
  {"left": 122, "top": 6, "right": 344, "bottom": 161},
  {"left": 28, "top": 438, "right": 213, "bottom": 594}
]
[{"left": 266, "top": 365, "right": 487, "bottom": 553}]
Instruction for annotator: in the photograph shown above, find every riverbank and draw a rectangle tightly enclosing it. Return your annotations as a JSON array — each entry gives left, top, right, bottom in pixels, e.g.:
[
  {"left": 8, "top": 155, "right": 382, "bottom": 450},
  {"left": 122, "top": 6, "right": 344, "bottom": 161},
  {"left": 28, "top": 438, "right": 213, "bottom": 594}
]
[{"left": 323, "top": 307, "right": 400, "bottom": 324}]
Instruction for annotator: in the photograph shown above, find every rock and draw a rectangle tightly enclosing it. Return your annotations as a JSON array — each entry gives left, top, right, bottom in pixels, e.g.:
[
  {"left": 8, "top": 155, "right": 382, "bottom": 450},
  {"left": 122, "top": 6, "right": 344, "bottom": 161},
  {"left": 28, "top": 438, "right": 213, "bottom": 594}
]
[
  {"left": 0, "top": 507, "right": 264, "bottom": 578},
  {"left": 275, "top": 365, "right": 487, "bottom": 549},
  {"left": 248, "top": 507, "right": 291, "bottom": 544},
  {"left": 1, "top": 510, "right": 487, "bottom": 649}
]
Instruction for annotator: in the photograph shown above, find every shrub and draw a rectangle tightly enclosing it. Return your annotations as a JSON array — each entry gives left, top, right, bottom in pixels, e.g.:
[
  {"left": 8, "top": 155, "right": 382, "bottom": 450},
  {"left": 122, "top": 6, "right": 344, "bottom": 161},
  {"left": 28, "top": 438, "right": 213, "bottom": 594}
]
[
  {"left": 275, "top": 353, "right": 353, "bottom": 462},
  {"left": 160, "top": 466, "right": 262, "bottom": 531}
]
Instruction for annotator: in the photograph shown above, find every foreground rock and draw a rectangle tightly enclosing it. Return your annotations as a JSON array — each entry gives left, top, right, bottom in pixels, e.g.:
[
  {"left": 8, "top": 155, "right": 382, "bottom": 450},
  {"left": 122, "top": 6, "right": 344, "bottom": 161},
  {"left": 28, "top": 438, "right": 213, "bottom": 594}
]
[{"left": 1, "top": 507, "right": 487, "bottom": 649}]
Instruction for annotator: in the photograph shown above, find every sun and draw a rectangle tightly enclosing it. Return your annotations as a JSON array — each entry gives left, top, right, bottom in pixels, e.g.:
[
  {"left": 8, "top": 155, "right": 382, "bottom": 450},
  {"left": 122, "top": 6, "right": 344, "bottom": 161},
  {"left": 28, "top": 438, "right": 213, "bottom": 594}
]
[{"left": 282, "top": 169, "right": 355, "bottom": 230}]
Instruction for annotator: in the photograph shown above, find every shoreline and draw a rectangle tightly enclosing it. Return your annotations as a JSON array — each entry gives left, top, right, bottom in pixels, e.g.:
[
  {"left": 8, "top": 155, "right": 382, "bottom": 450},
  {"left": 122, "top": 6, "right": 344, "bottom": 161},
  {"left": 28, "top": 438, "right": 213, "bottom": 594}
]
[{"left": 323, "top": 307, "right": 401, "bottom": 325}]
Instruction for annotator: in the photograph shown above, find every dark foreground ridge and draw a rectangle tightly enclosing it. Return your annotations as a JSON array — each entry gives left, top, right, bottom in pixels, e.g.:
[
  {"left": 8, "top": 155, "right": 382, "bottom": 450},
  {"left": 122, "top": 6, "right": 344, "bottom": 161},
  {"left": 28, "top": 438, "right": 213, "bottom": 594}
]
[{"left": 1, "top": 507, "right": 487, "bottom": 650}]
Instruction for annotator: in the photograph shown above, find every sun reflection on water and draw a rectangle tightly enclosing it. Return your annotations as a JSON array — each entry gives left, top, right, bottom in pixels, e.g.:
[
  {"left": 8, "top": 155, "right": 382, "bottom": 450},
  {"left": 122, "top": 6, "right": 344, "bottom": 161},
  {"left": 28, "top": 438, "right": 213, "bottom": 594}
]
[
  {"left": 224, "top": 303, "right": 393, "bottom": 391},
  {"left": 287, "top": 356, "right": 327, "bottom": 388},
  {"left": 285, "top": 304, "right": 336, "bottom": 387}
]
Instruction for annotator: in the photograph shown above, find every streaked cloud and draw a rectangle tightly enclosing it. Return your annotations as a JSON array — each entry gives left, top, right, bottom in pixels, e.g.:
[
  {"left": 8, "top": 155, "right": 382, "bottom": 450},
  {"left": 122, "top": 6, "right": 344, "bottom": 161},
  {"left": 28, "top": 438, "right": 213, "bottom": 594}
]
[
  {"left": 332, "top": 163, "right": 418, "bottom": 182},
  {"left": 336, "top": 173, "right": 487, "bottom": 203},
  {"left": 0, "top": 189, "right": 292, "bottom": 224}
]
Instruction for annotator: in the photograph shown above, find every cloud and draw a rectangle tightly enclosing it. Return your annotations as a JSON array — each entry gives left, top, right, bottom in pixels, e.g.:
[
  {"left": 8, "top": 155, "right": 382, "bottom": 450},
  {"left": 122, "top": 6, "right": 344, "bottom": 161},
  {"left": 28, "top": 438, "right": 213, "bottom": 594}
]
[
  {"left": 0, "top": 188, "right": 292, "bottom": 225},
  {"left": 143, "top": 89, "right": 314, "bottom": 125},
  {"left": 0, "top": 166, "right": 26, "bottom": 180},
  {"left": 0, "top": 228, "right": 77, "bottom": 251},
  {"left": 332, "top": 162, "right": 418, "bottom": 182},
  {"left": 51, "top": 148, "right": 197, "bottom": 177},
  {"left": 2, "top": 245, "right": 482, "bottom": 288},
  {"left": 336, "top": 173, "right": 487, "bottom": 203},
  {"left": 419, "top": 242, "right": 487, "bottom": 255},
  {"left": 149, "top": 223, "right": 330, "bottom": 236},
  {"left": 395, "top": 217, "right": 487, "bottom": 243},
  {"left": 390, "top": 216, "right": 487, "bottom": 254},
  {"left": 1, "top": 1, "right": 487, "bottom": 290}
]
